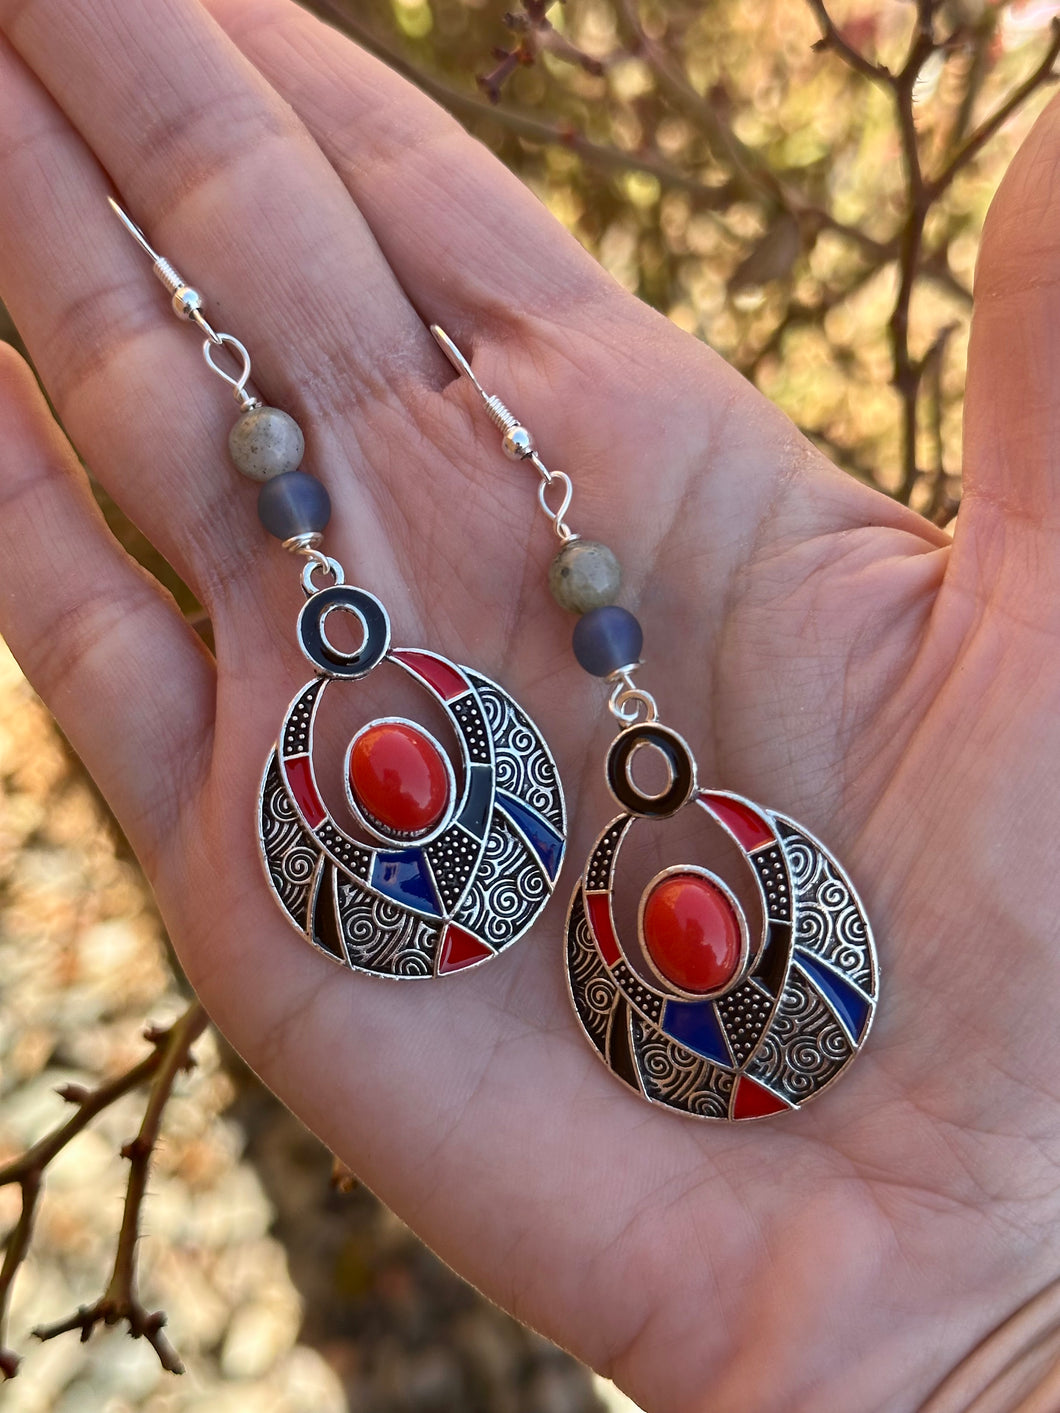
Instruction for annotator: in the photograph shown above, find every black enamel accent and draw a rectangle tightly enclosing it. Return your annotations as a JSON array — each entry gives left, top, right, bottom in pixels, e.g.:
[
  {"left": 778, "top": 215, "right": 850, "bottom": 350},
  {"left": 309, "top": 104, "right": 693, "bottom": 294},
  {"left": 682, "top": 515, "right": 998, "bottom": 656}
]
[
  {"left": 607, "top": 1004, "right": 643, "bottom": 1093},
  {"left": 457, "top": 764, "right": 493, "bottom": 839},
  {"left": 754, "top": 920, "right": 791, "bottom": 997},
  {"left": 606, "top": 723, "right": 696, "bottom": 818},
  {"left": 297, "top": 586, "right": 390, "bottom": 679},
  {"left": 312, "top": 862, "right": 346, "bottom": 961}
]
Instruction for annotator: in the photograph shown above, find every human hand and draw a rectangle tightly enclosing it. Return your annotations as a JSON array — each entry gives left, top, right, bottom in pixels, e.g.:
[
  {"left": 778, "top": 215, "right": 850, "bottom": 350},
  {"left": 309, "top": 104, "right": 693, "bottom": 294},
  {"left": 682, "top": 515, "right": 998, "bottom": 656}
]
[{"left": 0, "top": 2, "right": 1057, "bottom": 1409}]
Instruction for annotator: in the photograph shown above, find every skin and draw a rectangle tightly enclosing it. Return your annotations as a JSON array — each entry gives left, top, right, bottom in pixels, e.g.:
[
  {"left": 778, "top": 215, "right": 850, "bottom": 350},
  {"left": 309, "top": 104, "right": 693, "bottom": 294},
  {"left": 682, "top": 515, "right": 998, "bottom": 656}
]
[{"left": 0, "top": 1, "right": 1058, "bottom": 1408}]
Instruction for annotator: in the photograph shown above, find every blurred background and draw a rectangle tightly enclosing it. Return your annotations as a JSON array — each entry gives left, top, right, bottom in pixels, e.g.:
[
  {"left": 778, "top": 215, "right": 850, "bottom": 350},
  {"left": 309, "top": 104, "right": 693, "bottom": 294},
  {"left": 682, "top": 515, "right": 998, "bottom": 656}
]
[{"left": 1, "top": 0, "right": 1057, "bottom": 1408}]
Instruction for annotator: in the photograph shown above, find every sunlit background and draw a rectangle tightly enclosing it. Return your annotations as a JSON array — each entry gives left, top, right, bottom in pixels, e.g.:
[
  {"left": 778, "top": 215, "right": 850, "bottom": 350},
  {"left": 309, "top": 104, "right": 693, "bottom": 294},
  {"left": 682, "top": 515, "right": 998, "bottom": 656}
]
[{"left": 2, "top": 0, "right": 1058, "bottom": 1407}]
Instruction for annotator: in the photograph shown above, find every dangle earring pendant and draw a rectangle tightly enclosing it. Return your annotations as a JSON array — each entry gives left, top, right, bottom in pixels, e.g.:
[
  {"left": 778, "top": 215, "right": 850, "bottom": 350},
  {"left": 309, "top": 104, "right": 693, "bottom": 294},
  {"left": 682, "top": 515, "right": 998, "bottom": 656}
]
[
  {"left": 110, "top": 201, "right": 565, "bottom": 978},
  {"left": 434, "top": 327, "right": 877, "bottom": 1120}
]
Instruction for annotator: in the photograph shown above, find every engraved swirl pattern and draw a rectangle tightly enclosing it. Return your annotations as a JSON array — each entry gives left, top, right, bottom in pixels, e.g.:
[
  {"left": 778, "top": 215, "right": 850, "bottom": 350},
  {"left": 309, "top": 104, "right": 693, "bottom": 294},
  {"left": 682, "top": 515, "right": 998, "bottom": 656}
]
[
  {"left": 454, "top": 814, "right": 548, "bottom": 948},
  {"left": 260, "top": 753, "right": 320, "bottom": 925},
  {"left": 566, "top": 890, "right": 618, "bottom": 1055},
  {"left": 778, "top": 821, "right": 873, "bottom": 989},
  {"left": 746, "top": 967, "right": 853, "bottom": 1103},
  {"left": 336, "top": 882, "right": 440, "bottom": 977},
  {"left": 469, "top": 674, "right": 564, "bottom": 830},
  {"left": 630, "top": 1015, "right": 734, "bottom": 1118}
]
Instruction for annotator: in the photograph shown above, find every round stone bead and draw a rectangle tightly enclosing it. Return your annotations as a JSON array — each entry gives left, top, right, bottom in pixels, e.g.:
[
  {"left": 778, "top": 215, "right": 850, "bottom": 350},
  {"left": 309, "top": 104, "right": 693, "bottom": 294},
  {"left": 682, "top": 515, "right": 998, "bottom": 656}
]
[
  {"left": 228, "top": 405, "right": 306, "bottom": 482},
  {"left": 548, "top": 539, "right": 621, "bottom": 614},
  {"left": 257, "top": 471, "right": 331, "bottom": 541},
  {"left": 571, "top": 605, "right": 643, "bottom": 677}
]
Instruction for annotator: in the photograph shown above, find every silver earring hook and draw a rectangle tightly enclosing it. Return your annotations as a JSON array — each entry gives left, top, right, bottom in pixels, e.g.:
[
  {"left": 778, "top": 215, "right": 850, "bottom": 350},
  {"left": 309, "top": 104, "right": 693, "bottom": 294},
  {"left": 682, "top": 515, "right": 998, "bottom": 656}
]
[
  {"left": 430, "top": 324, "right": 489, "bottom": 401},
  {"left": 107, "top": 197, "right": 160, "bottom": 262},
  {"left": 430, "top": 324, "right": 534, "bottom": 457},
  {"left": 108, "top": 197, "right": 260, "bottom": 411},
  {"left": 431, "top": 323, "right": 578, "bottom": 544}
]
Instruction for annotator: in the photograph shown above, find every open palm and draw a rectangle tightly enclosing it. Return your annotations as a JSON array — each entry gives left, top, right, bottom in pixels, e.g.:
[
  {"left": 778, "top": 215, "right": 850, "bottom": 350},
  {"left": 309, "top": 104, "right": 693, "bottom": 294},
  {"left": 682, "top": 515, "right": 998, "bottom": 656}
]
[{"left": 1, "top": 1, "right": 1058, "bottom": 1409}]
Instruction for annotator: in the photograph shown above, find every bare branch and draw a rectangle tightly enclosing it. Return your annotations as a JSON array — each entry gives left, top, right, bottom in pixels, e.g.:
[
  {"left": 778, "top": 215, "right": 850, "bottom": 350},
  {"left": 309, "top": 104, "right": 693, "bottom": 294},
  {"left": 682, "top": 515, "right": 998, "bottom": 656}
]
[
  {"left": 931, "top": 19, "right": 1060, "bottom": 198},
  {"left": 0, "top": 1003, "right": 207, "bottom": 1377},
  {"left": 315, "top": 0, "right": 738, "bottom": 206},
  {"left": 806, "top": 0, "right": 891, "bottom": 83}
]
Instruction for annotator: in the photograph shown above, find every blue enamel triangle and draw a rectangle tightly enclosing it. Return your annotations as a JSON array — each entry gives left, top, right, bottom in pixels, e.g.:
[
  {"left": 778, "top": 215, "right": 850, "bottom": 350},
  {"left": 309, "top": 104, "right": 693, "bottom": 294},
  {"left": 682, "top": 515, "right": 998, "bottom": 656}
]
[
  {"left": 795, "top": 950, "right": 872, "bottom": 1041},
  {"left": 661, "top": 998, "right": 733, "bottom": 1068},
  {"left": 371, "top": 849, "right": 442, "bottom": 916},
  {"left": 495, "top": 791, "right": 564, "bottom": 880}
]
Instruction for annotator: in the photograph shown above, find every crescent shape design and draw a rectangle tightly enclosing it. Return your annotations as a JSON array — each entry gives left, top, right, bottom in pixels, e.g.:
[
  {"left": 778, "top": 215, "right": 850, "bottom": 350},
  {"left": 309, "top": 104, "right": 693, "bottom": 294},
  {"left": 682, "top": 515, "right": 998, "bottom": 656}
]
[
  {"left": 259, "top": 646, "right": 566, "bottom": 979},
  {"left": 565, "top": 790, "right": 877, "bottom": 1120}
]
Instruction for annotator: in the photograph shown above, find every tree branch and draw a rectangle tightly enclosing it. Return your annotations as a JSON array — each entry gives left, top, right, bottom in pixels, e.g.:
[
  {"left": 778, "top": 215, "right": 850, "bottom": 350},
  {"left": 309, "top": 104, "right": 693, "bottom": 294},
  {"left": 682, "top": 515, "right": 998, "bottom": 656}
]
[
  {"left": 0, "top": 1003, "right": 207, "bottom": 1378},
  {"left": 806, "top": 0, "right": 891, "bottom": 83},
  {"left": 930, "top": 18, "right": 1060, "bottom": 199}
]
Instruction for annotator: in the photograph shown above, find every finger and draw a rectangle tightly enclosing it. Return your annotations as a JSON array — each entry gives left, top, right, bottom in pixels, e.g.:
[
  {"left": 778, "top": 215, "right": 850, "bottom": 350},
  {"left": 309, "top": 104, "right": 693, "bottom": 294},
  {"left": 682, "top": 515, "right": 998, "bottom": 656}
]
[
  {"left": 0, "top": 36, "right": 270, "bottom": 610},
  {"left": 0, "top": 2, "right": 434, "bottom": 617},
  {"left": 963, "top": 91, "right": 1060, "bottom": 585},
  {"left": 0, "top": 342, "right": 215, "bottom": 863}
]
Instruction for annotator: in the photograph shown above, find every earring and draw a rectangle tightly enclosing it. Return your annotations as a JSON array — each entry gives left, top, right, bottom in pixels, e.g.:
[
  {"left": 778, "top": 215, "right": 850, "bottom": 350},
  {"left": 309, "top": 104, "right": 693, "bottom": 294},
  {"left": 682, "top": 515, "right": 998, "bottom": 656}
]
[
  {"left": 109, "top": 202, "right": 565, "bottom": 979},
  {"left": 434, "top": 327, "right": 877, "bottom": 1121}
]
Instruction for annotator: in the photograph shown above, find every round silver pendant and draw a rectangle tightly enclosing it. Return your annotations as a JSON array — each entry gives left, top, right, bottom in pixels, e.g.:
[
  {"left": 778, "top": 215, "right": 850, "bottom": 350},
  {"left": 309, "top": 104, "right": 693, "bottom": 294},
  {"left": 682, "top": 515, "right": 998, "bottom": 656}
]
[
  {"left": 259, "top": 584, "right": 565, "bottom": 978},
  {"left": 566, "top": 722, "right": 877, "bottom": 1119}
]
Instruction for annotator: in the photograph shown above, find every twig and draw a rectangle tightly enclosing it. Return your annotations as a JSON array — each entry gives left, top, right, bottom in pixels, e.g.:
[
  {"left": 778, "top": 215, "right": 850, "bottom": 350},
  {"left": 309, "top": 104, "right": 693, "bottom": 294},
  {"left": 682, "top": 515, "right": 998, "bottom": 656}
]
[
  {"left": 923, "top": 324, "right": 960, "bottom": 523},
  {"left": 890, "top": 4, "right": 940, "bottom": 502},
  {"left": 0, "top": 1003, "right": 207, "bottom": 1378},
  {"left": 314, "top": 0, "right": 735, "bottom": 205},
  {"left": 614, "top": 0, "right": 892, "bottom": 263},
  {"left": 930, "top": 18, "right": 1060, "bottom": 198},
  {"left": 479, "top": 2, "right": 605, "bottom": 103},
  {"left": 945, "top": 11, "right": 999, "bottom": 159},
  {"left": 806, "top": 0, "right": 891, "bottom": 82}
]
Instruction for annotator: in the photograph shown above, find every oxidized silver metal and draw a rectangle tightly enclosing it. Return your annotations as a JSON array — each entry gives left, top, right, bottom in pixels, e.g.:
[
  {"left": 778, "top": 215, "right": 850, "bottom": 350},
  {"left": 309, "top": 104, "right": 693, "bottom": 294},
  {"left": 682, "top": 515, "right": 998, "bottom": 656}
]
[
  {"left": 565, "top": 722, "right": 878, "bottom": 1120},
  {"left": 258, "top": 578, "right": 566, "bottom": 979}
]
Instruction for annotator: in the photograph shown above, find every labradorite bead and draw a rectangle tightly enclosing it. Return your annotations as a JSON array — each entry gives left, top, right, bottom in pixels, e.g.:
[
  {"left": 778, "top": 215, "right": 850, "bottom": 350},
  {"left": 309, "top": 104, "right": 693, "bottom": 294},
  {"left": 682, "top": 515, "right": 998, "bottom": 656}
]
[
  {"left": 548, "top": 539, "right": 622, "bottom": 614},
  {"left": 228, "top": 405, "right": 305, "bottom": 482},
  {"left": 257, "top": 471, "right": 331, "bottom": 541},
  {"left": 572, "top": 605, "right": 643, "bottom": 677}
]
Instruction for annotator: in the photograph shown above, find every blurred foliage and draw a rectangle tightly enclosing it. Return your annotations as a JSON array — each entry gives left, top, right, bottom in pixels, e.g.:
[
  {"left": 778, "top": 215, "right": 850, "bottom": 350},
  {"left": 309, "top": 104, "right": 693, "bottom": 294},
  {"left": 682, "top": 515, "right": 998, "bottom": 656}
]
[{"left": 311, "top": 0, "right": 1060, "bottom": 521}]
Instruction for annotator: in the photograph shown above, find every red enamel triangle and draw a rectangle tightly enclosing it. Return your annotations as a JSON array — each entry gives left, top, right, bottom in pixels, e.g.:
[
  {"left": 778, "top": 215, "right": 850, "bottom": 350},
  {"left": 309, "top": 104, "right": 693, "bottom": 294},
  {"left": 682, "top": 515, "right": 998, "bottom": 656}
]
[
  {"left": 438, "top": 924, "right": 494, "bottom": 975},
  {"left": 731, "top": 1074, "right": 790, "bottom": 1120}
]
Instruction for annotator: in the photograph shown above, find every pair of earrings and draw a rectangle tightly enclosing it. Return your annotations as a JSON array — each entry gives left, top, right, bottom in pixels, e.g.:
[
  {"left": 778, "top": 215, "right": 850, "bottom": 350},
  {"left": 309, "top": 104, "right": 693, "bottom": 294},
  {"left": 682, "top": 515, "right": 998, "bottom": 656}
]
[{"left": 111, "top": 200, "right": 878, "bottom": 1123}]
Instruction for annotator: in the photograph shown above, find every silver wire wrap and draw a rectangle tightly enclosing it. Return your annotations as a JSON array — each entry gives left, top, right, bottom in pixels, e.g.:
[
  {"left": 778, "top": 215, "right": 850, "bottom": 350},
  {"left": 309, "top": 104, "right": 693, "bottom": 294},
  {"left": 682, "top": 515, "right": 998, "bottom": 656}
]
[
  {"left": 607, "top": 668, "right": 659, "bottom": 725},
  {"left": 201, "top": 332, "right": 260, "bottom": 412}
]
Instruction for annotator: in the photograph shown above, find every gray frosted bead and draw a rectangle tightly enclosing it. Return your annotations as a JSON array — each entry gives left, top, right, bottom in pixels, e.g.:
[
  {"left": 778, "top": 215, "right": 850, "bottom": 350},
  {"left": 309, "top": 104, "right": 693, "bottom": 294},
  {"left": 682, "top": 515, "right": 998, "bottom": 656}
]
[
  {"left": 548, "top": 539, "right": 622, "bottom": 614},
  {"left": 257, "top": 471, "right": 331, "bottom": 541},
  {"left": 572, "top": 605, "right": 643, "bottom": 677},
  {"left": 228, "top": 405, "right": 305, "bottom": 482}
]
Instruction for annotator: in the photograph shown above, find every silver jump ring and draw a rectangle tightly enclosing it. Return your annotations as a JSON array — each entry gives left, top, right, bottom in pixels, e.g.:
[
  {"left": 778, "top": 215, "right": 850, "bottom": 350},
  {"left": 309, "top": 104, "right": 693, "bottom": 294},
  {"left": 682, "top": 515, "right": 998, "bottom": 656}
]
[{"left": 300, "top": 552, "right": 345, "bottom": 596}]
